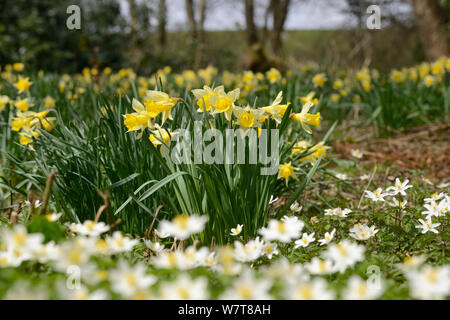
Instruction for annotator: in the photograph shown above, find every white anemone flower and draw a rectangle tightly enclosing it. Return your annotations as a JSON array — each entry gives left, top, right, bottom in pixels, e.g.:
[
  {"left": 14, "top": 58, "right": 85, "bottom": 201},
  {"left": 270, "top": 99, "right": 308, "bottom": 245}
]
[
  {"left": 284, "top": 278, "right": 335, "bottom": 300},
  {"left": 349, "top": 224, "right": 378, "bottom": 241},
  {"left": 386, "top": 178, "right": 413, "bottom": 196},
  {"left": 158, "top": 215, "right": 208, "bottom": 240},
  {"left": 69, "top": 220, "right": 110, "bottom": 237},
  {"left": 318, "top": 229, "right": 336, "bottom": 246},
  {"left": 294, "top": 232, "right": 315, "bottom": 248},
  {"left": 106, "top": 231, "right": 139, "bottom": 254},
  {"left": 159, "top": 274, "right": 209, "bottom": 300},
  {"left": 305, "top": 257, "right": 334, "bottom": 275},
  {"left": 351, "top": 149, "right": 363, "bottom": 159},
  {"left": 234, "top": 237, "right": 264, "bottom": 262},
  {"left": 322, "top": 240, "right": 365, "bottom": 273},
  {"left": 219, "top": 269, "right": 273, "bottom": 300},
  {"left": 415, "top": 218, "right": 440, "bottom": 234},
  {"left": 405, "top": 265, "right": 450, "bottom": 300},
  {"left": 109, "top": 260, "right": 156, "bottom": 298},
  {"left": 258, "top": 218, "right": 303, "bottom": 243},
  {"left": 364, "top": 188, "right": 387, "bottom": 202},
  {"left": 342, "top": 275, "right": 384, "bottom": 300},
  {"left": 230, "top": 224, "right": 243, "bottom": 236}
]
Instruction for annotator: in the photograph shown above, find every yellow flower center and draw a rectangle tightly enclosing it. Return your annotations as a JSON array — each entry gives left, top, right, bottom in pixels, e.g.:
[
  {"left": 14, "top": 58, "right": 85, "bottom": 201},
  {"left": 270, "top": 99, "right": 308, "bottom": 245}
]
[
  {"left": 358, "top": 284, "right": 368, "bottom": 297},
  {"left": 115, "top": 237, "right": 124, "bottom": 248},
  {"left": 337, "top": 244, "right": 348, "bottom": 256},
  {"left": 197, "top": 94, "right": 215, "bottom": 111},
  {"left": 239, "top": 112, "right": 255, "bottom": 128},
  {"left": 177, "top": 287, "right": 190, "bottom": 299},
  {"left": 237, "top": 285, "right": 253, "bottom": 299},
  {"left": 279, "top": 164, "right": 294, "bottom": 179},
  {"left": 319, "top": 261, "right": 326, "bottom": 272},
  {"left": 214, "top": 97, "right": 232, "bottom": 112},
  {"left": 125, "top": 272, "right": 137, "bottom": 286},
  {"left": 424, "top": 269, "right": 438, "bottom": 283},
  {"left": 277, "top": 222, "right": 286, "bottom": 234},
  {"left": 68, "top": 249, "right": 82, "bottom": 264},
  {"left": 13, "top": 232, "right": 27, "bottom": 246},
  {"left": 84, "top": 221, "right": 96, "bottom": 232},
  {"left": 298, "top": 284, "right": 313, "bottom": 300},
  {"left": 173, "top": 215, "right": 189, "bottom": 229}
]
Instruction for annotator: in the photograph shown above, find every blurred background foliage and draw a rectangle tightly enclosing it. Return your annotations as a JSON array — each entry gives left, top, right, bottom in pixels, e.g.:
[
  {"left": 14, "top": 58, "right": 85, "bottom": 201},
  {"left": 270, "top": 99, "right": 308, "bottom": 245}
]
[{"left": 0, "top": 0, "right": 449, "bottom": 74}]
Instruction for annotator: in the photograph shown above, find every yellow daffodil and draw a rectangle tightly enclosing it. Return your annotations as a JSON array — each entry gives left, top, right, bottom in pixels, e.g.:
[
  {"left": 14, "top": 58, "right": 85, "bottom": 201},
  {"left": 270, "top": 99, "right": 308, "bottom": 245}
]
[
  {"left": 361, "top": 79, "right": 371, "bottom": 92},
  {"left": 300, "top": 92, "right": 319, "bottom": 106},
  {"left": 14, "top": 98, "right": 33, "bottom": 111},
  {"left": 191, "top": 85, "right": 221, "bottom": 112},
  {"left": 12, "top": 62, "right": 24, "bottom": 72},
  {"left": 44, "top": 96, "right": 56, "bottom": 108},
  {"left": 266, "top": 68, "right": 281, "bottom": 83},
  {"left": 233, "top": 105, "right": 265, "bottom": 130},
  {"left": 144, "top": 90, "right": 177, "bottom": 124},
  {"left": 291, "top": 140, "right": 310, "bottom": 155},
  {"left": 312, "top": 73, "right": 327, "bottom": 87},
  {"left": 12, "top": 117, "right": 31, "bottom": 131},
  {"left": 149, "top": 126, "right": 173, "bottom": 148},
  {"left": 209, "top": 87, "right": 240, "bottom": 120},
  {"left": 330, "top": 93, "right": 341, "bottom": 103},
  {"left": 0, "top": 95, "right": 10, "bottom": 111},
  {"left": 290, "top": 102, "right": 320, "bottom": 134},
  {"left": 261, "top": 91, "right": 291, "bottom": 123},
  {"left": 390, "top": 70, "right": 406, "bottom": 83},
  {"left": 15, "top": 76, "right": 33, "bottom": 93},
  {"left": 123, "top": 99, "right": 153, "bottom": 137},
  {"left": 333, "top": 79, "right": 344, "bottom": 90},
  {"left": 278, "top": 162, "right": 297, "bottom": 186},
  {"left": 423, "top": 75, "right": 435, "bottom": 87},
  {"left": 300, "top": 141, "right": 330, "bottom": 163},
  {"left": 19, "top": 129, "right": 39, "bottom": 146},
  {"left": 431, "top": 62, "right": 444, "bottom": 75}
]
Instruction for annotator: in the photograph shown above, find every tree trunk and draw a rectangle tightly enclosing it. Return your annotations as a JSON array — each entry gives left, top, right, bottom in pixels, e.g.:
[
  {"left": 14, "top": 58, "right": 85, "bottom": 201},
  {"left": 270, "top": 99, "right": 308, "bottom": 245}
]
[
  {"left": 244, "top": 0, "right": 258, "bottom": 45},
  {"left": 185, "top": 0, "right": 197, "bottom": 41},
  {"left": 194, "top": 0, "right": 207, "bottom": 68},
  {"left": 157, "top": 0, "right": 167, "bottom": 48},
  {"left": 411, "top": 0, "right": 449, "bottom": 61},
  {"left": 270, "top": 0, "right": 291, "bottom": 57},
  {"left": 127, "top": 0, "right": 141, "bottom": 67}
]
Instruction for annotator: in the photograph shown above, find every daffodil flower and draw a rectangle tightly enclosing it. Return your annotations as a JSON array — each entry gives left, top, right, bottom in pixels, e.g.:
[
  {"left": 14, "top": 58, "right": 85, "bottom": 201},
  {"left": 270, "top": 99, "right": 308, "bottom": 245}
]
[
  {"left": 191, "top": 85, "right": 222, "bottom": 112},
  {"left": 290, "top": 102, "right": 320, "bottom": 134},
  {"left": 277, "top": 162, "right": 298, "bottom": 186},
  {"left": 209, "top": 87, "right": 240, "bottom": 120},
  {"left": 299, "top": 92, "right": 318, "bottom": 105},
  {"left": 14, "top": 76, "right": 32, "bottom": 93},
  {"left": 233, "top": 105, "right": 265, "bottom": 130},
  {"left": 261, "top": 91, "right": 291, "bottom": 123},
  {"left": 144, "top": 90, "right": 177, "bottom": 124}
]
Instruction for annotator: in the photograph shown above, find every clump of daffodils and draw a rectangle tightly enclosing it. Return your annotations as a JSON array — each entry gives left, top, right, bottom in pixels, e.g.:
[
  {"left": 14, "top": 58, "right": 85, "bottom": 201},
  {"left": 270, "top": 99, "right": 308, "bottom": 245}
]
[{"left": 11, "top": 110, "right": 56, "bottom": 146}]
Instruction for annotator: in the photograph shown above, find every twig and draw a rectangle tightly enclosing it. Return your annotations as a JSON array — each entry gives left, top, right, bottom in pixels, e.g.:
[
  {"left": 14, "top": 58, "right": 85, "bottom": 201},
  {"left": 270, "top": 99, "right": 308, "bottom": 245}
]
[
  {"left": 170, "top": 239, "right": 177, "bottom": 251},
  {"left": 94, "top": 189, "right": 111, "bottom": 224},
  {"left": 10, "top": 211, "right": 18, "bottom": 225},
  {"left": 145, "top": 205, "right": 163, "bottom": 239},
  {"left": 38, "top": 170, "right": 57, "bottom": 215},
  {"left": 210, "top": 236, "right": 215, "bottom": 251},
  {"left": 110, "top": 218, "right": 122, "bottom": 230}
]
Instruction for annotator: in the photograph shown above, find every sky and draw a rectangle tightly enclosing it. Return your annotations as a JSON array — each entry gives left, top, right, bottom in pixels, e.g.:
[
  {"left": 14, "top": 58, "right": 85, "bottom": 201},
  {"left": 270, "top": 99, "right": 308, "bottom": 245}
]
[{"left": 119, "top": 0, "right": 413, "bottom": 31}]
